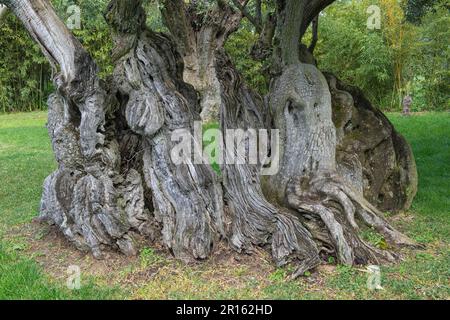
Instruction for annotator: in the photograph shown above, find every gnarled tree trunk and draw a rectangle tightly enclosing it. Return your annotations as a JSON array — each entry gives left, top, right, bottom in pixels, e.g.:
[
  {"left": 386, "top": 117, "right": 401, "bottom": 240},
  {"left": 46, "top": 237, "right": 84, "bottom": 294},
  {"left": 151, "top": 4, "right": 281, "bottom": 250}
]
[
  {"left": 328, "top": 73, "right": 418, "bottom": 212},
  {"left": 105, "top": 0, "right": 225, "bottom": 261},
  {"left": 262, "top": 0, "right": 417, "bottom": 266},
  {"left": 2, "top": 0, "right": 419, "bottom": 276},
  {"left": 161, "top": 0, "right": 241, "bottom": 123}
]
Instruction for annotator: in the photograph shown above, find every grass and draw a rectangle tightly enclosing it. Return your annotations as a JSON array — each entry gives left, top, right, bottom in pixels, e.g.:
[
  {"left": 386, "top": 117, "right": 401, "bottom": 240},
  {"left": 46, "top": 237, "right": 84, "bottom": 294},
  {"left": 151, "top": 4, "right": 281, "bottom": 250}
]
[
  {"left": 0, "top": 245, "right": 121, "bottom": 299},
  {"left": 389, "top": 113, "right": 450, "bottom": 244},
  {"left": 202, "top": 121, "right": 222, "bottom": 175},
  {"left": 0, "top": 112, "right": 123, "bottom": 299},
  {"left": 0, "top": 111, "right": 448, "bottom": 300}
]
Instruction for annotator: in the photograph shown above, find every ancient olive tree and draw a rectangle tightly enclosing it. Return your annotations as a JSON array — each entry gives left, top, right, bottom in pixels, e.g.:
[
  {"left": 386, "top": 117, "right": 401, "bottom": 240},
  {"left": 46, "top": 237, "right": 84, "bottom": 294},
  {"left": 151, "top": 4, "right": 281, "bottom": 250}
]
[{"left": 1, "top": 0, "right": 419, "bottom": 276}]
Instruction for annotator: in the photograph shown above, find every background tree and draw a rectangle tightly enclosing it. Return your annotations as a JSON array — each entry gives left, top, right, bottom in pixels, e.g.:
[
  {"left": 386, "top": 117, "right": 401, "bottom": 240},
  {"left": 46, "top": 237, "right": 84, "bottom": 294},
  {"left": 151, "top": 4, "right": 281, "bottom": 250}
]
[
  {"left": 407, "top": 2, "right": 450, "bottom": 110},
  {"left": 404, "top": 0, "right": 437, "bottom": 24}
]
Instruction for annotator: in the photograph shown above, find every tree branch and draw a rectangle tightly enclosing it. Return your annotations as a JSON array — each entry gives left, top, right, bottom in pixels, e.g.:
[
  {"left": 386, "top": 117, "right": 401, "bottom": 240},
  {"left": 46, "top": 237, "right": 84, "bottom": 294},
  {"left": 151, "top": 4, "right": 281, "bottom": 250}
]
[
  {"left": 104, "top": 0, "right": 146, "bottom": 61},
  {"left": 231, "top": 0, "right": 262, "bottom": 32},
  {"left": 1, "top": 0, "right": 109, "bottom": 159},
  {"left": 308, "top": 15, "right": 319, "bottom": 53},
  {"left": 279, "top": 0, "right": 306, "bottom": 65},
  {"left": 301, "top": 0, "right": 335, "bottom": 37},
  {"left": 0, "top": 0, "right": 92, "bottom": 83},
  {"left": 250, "top": 12, "right": 276, "bottom": 61},
  {"left": 104, "top": 0, "right": 145, "bottom": 34},
  {"left": 255, "top": 0, "right": 262, "bottom": 26},
  {"left": 160, "top": 0, "right": 196, "bottom": 57}
]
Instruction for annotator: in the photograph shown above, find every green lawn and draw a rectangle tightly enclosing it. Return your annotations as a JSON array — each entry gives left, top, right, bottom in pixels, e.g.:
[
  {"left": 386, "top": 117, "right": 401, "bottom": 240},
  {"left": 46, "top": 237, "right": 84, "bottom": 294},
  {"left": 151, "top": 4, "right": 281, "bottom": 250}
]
[{"left": 0, "top": 111, "right": 448, "bottom": 300}]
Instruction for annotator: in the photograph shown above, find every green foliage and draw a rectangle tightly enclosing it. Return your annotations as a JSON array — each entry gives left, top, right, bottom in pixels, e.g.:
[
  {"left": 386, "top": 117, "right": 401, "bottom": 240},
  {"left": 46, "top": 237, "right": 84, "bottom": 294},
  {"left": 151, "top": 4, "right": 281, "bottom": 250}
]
[
  {"left": 225, "top": 20, "right": 269, "bottom": 94},
  {"left": 314, "top": 0, "right": 448, "bottom": 111},
  {"left": 314, "top": 0, "right": 407, "bottom": 109},
  {"left": 144, "top": 0, "right": 166, "bottom": 32},
  {"left": 52, "top": 1, "right": 114, "bottom": 78},
  {"left": 0, "top": 14, "right": 52, "bottom": 113},
  {"left": 407, "top": 3, "right": 450, "bottom": 111},
  {"left": 73, "top": 28, "right": 113, "bottom": 79},
  {"left": 404, "top": 0, "right": 438, "bottom": 24},
  {"left": 52, "top": 0, "right": 109, "bottom": 28},
  {"left": 228, "top": 0, "right": 448, "bottom": 111},
  {"left": 0, "top": 0, "right": 447, "bottom": 113},
  {"left": 0, "top": 0, "right": 113, "bottom": 112}
]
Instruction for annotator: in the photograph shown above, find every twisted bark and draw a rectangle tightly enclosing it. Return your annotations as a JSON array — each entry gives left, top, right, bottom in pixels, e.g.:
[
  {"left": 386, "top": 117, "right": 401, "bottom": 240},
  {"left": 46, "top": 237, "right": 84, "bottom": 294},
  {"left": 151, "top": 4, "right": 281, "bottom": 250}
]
[
  {"left": 161, "top": 0, "right": 242, "bottom": 123},
  {"left": 107, "top": 0, "right": 225, "bottom": 261},
  {"left": 0, "top": 0, "right": 149, "bottom": 258},
  {"left": 216, "top": 52, "right": 321, "bottom": 273},
  {"left": 263, "top": 0, "right": 418, "bottom": 265},
  {"left": 329, "top": 74, "right": 418, "bottom": 212}
]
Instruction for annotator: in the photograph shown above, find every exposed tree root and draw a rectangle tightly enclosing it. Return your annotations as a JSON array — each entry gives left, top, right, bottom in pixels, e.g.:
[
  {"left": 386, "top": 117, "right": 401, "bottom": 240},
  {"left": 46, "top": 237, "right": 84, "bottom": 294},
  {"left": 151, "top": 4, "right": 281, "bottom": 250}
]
[
  {"left": 217, "top": 52, "right": 321, "bottom": 275},
  {"left": 40, "top": 93, "right": 150, "bottom": 259},
  {"left": 265, "top": 61, "right": 419, "bottom": 270},
  {"left": 286, "top": 172, "right": 408, "bottom": 266}
]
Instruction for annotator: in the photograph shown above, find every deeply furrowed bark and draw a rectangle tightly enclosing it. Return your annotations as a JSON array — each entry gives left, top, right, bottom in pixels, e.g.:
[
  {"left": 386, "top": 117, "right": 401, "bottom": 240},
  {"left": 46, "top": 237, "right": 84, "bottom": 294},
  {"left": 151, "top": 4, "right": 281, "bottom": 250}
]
[
  {"left": 161, "top": 0, "right": 241, "bottom": 123},
  {"left": 106, "top": 0, "right": 227, "bottom": 262},
  {"left": 263, "top": 0, "right": 418, "bottom": 265},
  {"left": 4, "top": 0, "right": 420, "bottom": 273},
  {"left": 161, "top": 1, "right": 322, "bottom": 271},
  {"left": 2, "top": 0, "right": 148, "bottom": 258},
  {"left": 216, "top": 52, "right": 321, "bottom": 272}
]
